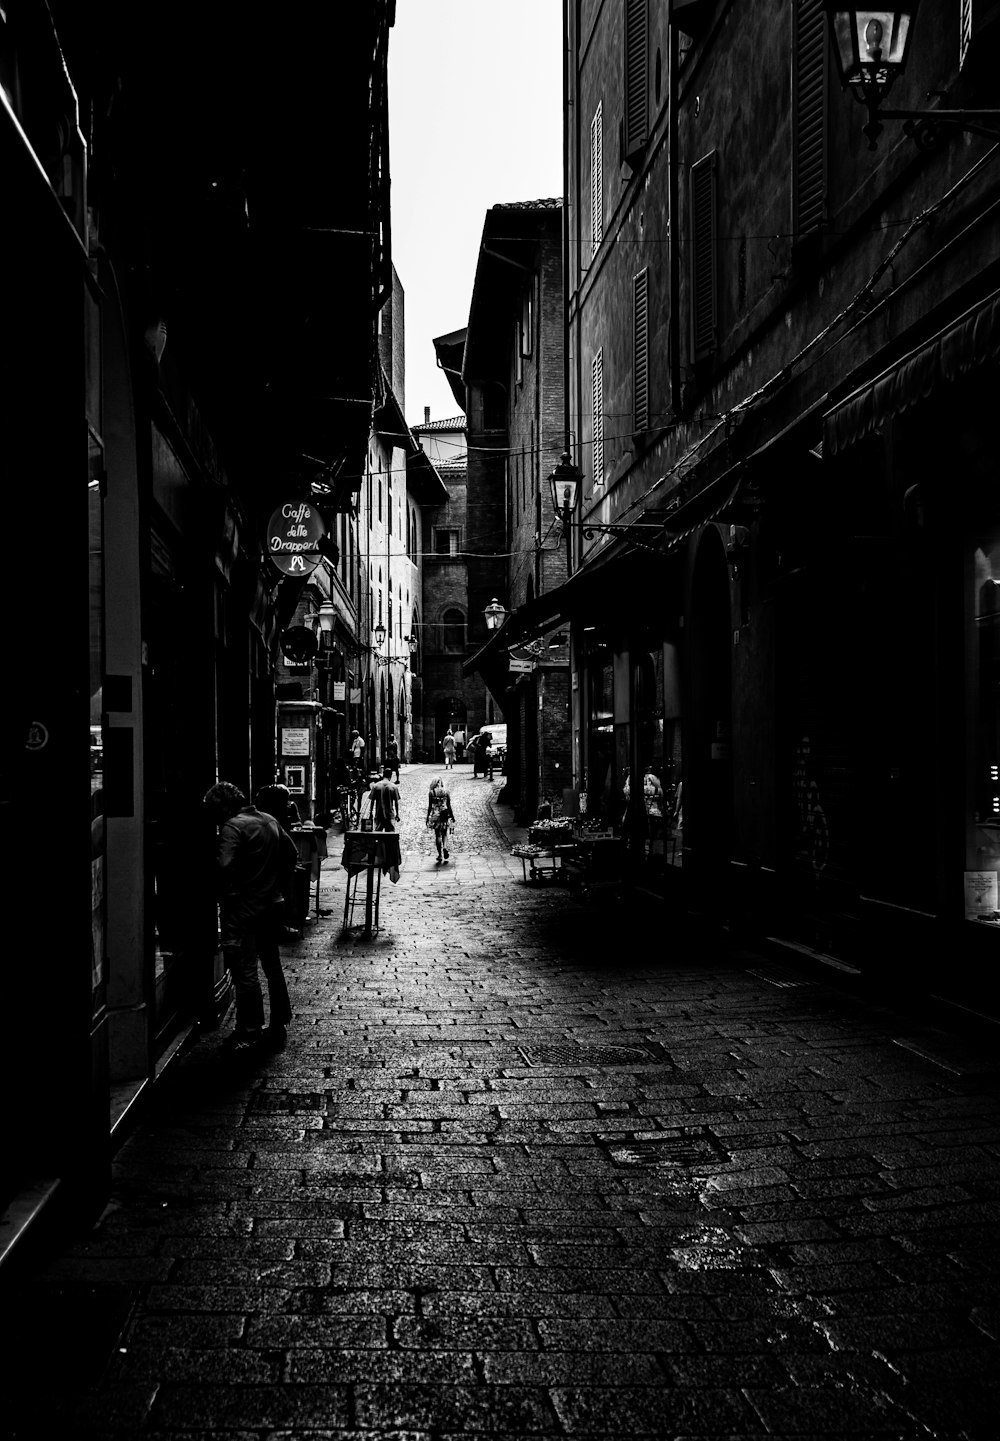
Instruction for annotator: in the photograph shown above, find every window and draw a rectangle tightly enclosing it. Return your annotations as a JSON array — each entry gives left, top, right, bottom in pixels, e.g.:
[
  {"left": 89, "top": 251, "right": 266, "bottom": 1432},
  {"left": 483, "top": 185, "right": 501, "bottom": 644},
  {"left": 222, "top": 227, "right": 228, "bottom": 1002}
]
[
  {"left": 623, "top": 0, "right": 649, "bottom": 162},
  {"left": 435, "top": 528, "right": 459, "bottom": 556},
  {"left": 442, "top": 608, "right": 465, "bottom": 651},
  {"left": 522, "top": 285, "right": 533, "bottom": 356},
  {"left": 690, "top": 151, "right": 718, "bottom": 361},
  {"left": 388, "top": 476, "right": 392, "bottom": 536},
  {"left": 378, "top": 474, "right": 382, "bottom": 521},
  {"left": 591, "top": 101, "right": 604, "bottom": 256},
  {"left": 792, "top": 0, "right": 829, "bottom": 238},
  {"left": 515, "top": 319, "right": 524, "bottom": 386},
  {"left": 483, "top": 382, "right": 506, "bottom": 431},
  {"left": 633, "top": 268, "right": 649, "bottom": 433},
  {"left": 592, "top": 348, "right": 605, "bottom": 486}
]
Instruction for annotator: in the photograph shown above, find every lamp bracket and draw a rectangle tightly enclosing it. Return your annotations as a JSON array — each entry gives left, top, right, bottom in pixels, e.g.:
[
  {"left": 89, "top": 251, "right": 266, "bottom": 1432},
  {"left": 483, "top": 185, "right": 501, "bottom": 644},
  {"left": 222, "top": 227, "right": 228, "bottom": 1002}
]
[{"left": 866, "top": 105, "right": 1000, "bottom": 151}]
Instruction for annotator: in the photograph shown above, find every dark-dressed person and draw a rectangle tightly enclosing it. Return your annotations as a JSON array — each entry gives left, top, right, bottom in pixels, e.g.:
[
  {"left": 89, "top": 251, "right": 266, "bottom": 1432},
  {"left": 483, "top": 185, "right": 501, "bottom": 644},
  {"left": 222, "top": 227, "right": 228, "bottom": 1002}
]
[
  {"left": 384, "top": 736, "right": 400, "bottom": 783},
  {"left": 203, "top": 781, "right": 297, "bottom": 1057},
  {"left": 426, "top": 776, "right": 455, "bottom": 864},
  {"left": 369, "top": 765, "right": 400, "bottom": 830}
]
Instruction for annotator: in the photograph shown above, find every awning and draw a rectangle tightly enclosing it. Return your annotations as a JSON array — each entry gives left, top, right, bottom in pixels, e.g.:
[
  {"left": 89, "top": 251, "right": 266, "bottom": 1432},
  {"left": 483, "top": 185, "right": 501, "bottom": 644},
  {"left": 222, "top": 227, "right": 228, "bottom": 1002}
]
[
  {"left": 825, "top": 286, "right": 1000, "bottom": 455},
  {"left": 660, "top": 466, "right": 743, "bottom": 538}
]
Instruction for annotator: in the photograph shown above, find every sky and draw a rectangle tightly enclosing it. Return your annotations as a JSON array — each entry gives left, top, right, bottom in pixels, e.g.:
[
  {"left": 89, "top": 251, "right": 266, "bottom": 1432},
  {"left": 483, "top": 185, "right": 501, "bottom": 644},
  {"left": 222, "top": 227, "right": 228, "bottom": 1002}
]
[{"left": 388, "top": 0, "right": 564, "bottom": 427}]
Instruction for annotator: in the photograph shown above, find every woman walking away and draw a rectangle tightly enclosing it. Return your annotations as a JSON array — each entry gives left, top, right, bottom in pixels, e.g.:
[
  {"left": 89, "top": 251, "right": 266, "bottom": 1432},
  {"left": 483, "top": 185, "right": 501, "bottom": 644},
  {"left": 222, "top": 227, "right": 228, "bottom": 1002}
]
[
  {"left": 440, "top": 727, "right": 456, "bottom": 771},
  {"left": 426, "top": 776, "right": 455, "bottom": 865}
]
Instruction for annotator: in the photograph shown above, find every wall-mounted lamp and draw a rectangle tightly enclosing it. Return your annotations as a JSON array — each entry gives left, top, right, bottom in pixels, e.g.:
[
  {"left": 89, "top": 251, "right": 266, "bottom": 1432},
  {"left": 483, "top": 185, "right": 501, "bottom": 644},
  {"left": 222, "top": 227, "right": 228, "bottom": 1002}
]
[
  {"left": 373, "top": 621, "right": 386, "bottom": 648},
  {"left": 824, "top": 3, "right": 1000, "bottom": 149}
]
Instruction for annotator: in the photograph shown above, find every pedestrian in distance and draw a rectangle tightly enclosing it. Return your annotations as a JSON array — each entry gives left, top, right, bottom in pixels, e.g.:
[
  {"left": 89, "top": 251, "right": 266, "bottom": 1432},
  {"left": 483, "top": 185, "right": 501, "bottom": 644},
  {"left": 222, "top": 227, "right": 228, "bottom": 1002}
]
[
  {"left": 203, "top": 781, "right": 299, "bottom": 1058},
  {"left": 384, "top": 736, "right": 400, "bottom": 783},
  {"left": 453, "top": 728, "right": 466, "bottom": 764},
  {"left": 481, "top": 730, "right": 494, "bottom": 780},
  {"left": 369, "top": 765, "right": 400, "bottom": 831},
  {"left": 440, "top": 727, "right": 456, "bottom": 770},
  {"left": 426, "top": 776, "right": 455, "bottom": 864},
  {"left": 349, "top": 728, "right": 366, "bottom": 765}
]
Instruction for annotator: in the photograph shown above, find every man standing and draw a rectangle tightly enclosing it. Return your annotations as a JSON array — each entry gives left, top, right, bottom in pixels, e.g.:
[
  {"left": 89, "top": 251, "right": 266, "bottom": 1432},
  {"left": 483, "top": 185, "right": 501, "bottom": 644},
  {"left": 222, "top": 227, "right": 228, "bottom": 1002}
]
[
  {"left": 203, "top": 781, "right": 297, "bottom": 1057},
  {"left": 349, "top": 728, "right": 366, "bottom": 765}
]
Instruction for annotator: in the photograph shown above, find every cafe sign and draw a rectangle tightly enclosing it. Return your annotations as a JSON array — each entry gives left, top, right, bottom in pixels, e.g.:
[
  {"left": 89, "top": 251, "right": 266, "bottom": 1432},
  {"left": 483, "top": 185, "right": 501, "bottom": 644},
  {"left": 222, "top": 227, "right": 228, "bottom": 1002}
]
[{"left": 266, "top": 500, "right": 326, "bottom": 577}]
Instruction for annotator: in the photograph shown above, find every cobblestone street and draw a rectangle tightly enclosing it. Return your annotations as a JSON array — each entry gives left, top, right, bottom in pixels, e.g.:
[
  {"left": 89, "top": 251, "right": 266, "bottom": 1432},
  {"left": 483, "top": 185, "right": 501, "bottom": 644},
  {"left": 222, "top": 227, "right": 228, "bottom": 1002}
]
[{"left": 5, "top": 764, "right": 1000, "bottom": 1438}]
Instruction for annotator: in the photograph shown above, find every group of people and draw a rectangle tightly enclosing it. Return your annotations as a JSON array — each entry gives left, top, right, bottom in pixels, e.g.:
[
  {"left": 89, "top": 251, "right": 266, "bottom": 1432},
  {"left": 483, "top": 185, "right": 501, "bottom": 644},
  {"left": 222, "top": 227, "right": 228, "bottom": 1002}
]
[
  {"left": 441, "top": 725, "right": 494, "bottom": 778},
  {"left": 203, "top": 746, "right": 461, "bottom": 1058}
]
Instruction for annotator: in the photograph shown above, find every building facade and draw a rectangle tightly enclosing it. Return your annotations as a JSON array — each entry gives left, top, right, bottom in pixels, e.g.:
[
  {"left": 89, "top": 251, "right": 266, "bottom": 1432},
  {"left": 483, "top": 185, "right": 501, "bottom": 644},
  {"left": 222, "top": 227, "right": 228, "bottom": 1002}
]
[
  {"left": 534, "top": 0, "right": 1000, "bottom": 1011},
  {"left": 460, "top": 200, "right": 573, "bottom": 819},
  {"left": 412, "top": 406, "right": 495, "bottom": 759},
  {"left": 1, "top": 0, "right": 395, "bottom": 1265}
]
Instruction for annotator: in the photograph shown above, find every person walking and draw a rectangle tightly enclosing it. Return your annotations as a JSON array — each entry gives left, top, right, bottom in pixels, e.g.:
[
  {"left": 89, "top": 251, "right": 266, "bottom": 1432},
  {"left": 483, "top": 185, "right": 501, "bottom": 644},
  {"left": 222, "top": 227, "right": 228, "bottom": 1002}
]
[
  {"left": 481, "top": 729, "right": 494, "bottom": 780},
  {"left": 440, "top": 727, "right": 456, "bottom": 771},
  {"left": 203, "top": 781, "right": 298, "bottom": 1057},
  {"left": 453, "top": 728, "right": 466, "bottom": 764},
  {"left": 384, "top": 736, "right": 400, "bottom": 783},
  {"left": 349, "top": 729, "right": 366, "bottom": 765},
  {"left": 426, "top": 776, "right": 455, "bottom": 864}
]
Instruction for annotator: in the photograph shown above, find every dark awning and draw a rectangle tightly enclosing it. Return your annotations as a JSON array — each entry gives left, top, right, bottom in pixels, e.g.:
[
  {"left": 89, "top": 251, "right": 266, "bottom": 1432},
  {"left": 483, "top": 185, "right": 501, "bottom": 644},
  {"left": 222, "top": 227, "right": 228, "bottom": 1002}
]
[{"left": 825, "top": 286, "right": 1000, "bottom": 455}]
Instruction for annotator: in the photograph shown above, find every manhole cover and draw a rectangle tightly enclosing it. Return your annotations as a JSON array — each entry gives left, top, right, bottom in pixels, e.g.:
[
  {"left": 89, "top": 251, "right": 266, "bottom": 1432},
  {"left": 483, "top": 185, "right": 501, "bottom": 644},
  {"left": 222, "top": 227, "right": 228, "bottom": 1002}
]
[
  {"left": 250, "top": 1092, "right": 326, "bottom": 1113},
  {"left": 519, "top": 1042, "right": 655, "bottom": 1067},
  {"left": 609, "top": 1133, "right": 727, "bottom": 1168}
]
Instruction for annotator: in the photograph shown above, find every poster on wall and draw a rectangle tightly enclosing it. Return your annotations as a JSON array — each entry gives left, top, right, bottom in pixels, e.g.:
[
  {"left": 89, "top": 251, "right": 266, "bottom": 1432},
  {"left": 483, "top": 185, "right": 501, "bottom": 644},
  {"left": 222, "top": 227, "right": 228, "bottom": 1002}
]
[
  {"left": 964, "top": 870, "right": 999, "bottom": 922},
  {"left": 333, "top": 681, "right": 347, "bottom": 701},
  {"left": 281, "top": 727, "right": 310, "bottom": 756}
]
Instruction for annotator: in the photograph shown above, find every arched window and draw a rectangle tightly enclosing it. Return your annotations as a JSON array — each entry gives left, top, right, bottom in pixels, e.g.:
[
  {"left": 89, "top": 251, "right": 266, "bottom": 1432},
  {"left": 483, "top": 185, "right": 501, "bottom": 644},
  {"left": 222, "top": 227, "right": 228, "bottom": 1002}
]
[{"left": 442, "top": 608, "right": 465, "bottom": 651}]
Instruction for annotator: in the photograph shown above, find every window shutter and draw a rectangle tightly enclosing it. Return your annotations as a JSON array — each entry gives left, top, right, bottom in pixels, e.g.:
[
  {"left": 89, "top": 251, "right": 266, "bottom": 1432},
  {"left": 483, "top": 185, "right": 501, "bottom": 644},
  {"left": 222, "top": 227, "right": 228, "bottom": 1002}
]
[
  {"left": 690, "top": 152, "right": 718, "bottom": 361},
  {"left": 591, "top": 102, "right": 604, "bottom": 256},
  {"left": 623, "top": 0, "right": 649, "bottom": 161},
  {"left": 792, "top": 0, "right": 828, "bottom": 238},
  {"left": 592, "top": 348, "right": 605, "bottom": 486},
  {"left": 633, "top": 269, "right": 649, "bottom": 433},
  {"left": 960, "top": 0, "right": 973, "bottom": 67}
]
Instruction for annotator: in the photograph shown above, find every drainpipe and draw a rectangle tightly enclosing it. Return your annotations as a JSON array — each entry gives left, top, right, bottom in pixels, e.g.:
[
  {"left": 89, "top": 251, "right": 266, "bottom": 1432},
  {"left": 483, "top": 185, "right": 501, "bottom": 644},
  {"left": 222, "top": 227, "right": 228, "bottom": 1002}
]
[{"left": 668, "top": 10, "right": 682, "bottom": 419}]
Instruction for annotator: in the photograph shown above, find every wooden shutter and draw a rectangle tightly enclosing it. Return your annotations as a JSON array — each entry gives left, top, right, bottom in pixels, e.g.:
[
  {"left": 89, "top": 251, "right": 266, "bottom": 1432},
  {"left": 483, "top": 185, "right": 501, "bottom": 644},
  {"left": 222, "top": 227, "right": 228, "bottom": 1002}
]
[
  {"left": 592, "top": 348, "right": 605, "bottom": 486},
  {"left": 633, "top": 268, "right": 649, "bottom": 433},
  {"left": 792, "top": 0, "right": 828, "bottom": 238},
  {"left": 689, "top": 152, "right": 718, "bottom": 361},
  {"left": 591, "top": 101, "right": 604, "bottom": 255},
  {"left": 960, "top": 0, "right": 973, "bottom": 67},
  {"left": 623, "top": 0, "right": 649, "bottom": 162}
]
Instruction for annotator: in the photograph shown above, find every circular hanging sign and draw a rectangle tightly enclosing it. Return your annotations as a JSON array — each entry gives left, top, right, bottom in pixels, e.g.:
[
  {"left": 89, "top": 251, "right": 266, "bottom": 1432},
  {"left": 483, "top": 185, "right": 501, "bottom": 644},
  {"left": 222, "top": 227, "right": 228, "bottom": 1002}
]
[
  {"left": 280, "top": 626, "right": 318, "bottom": 664},
  {"left": 266, "top": 500, "right": 326, "bottom": 576}
]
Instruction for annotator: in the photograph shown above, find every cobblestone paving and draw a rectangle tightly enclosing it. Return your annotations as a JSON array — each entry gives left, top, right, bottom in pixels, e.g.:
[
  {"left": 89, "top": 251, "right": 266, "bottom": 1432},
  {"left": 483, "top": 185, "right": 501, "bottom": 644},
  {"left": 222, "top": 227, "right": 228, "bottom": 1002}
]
[{"left": 5, "top": 764, "right": 1000, "bottom": 1437}]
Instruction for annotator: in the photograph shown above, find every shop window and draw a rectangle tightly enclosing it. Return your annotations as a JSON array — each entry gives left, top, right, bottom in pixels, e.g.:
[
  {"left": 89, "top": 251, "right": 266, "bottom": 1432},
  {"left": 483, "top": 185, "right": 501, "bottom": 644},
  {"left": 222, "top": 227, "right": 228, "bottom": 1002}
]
[{"left": 966, "top": 534, "right": 1000, "bottom": 925}]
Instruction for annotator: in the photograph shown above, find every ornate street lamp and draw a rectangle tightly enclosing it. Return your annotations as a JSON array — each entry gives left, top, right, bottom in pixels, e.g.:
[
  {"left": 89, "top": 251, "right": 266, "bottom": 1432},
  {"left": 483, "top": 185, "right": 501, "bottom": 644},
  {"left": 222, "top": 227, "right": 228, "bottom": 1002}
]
[
  {"left": 406, "top": 633, "right": 418, "bottom": 654},
  {"left": 824, "top": 2, "right": 1000, "bottom": 149},
  {"left": 484, "top": 598, "right": 507, "bottom": 632},
  {"left": 547, "top": 452, "right": 583, "bottom": 577},
  {"left": 317, "top": 601, "right": 336, "bottom": 635},
  {"left": 373, "top": 621, "right": 386, "bottom": 648}
]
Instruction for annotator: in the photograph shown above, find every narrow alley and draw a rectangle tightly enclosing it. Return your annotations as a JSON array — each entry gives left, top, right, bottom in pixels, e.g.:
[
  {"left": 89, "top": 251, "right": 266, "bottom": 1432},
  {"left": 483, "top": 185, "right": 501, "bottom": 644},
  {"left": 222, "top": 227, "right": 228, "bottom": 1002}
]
[{"left": 5, "top": 766, "right": 1000, "bottom": 1438}]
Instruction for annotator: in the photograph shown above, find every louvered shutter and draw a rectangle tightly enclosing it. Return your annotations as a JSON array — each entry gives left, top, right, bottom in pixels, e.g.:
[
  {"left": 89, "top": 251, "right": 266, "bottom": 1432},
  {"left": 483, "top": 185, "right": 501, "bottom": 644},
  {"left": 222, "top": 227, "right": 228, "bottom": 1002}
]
[
  {"left": 960, "top": 0, "right": 973, "bottom": 67},
  {"left": 690, "top": 152, "right": 718, "bottom": 361},
  {"left": 792, "top": 0, "right": 828, "bottom": 238},
  {"left": 591, "top": 102, "right": 604, "bottom": 256},
  {"left": 623, "top": 0, "right": 649, "bottom": 161},
  {"left": 592, "top": 348, "right": 605, "bottom": 486},
  {"left": 633, "top": 269, "right": 649, "bottom": 433}
]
